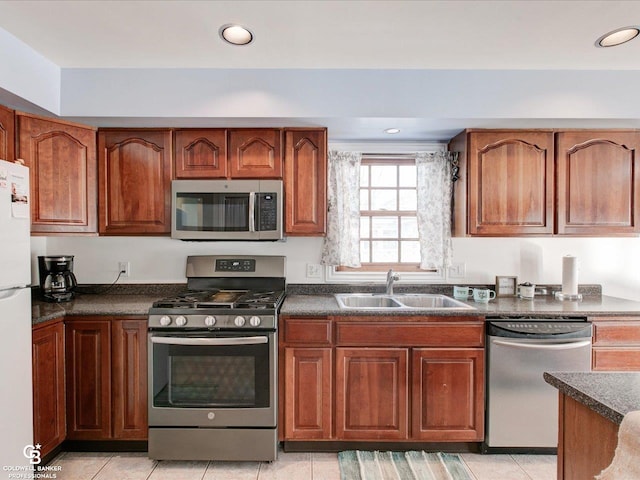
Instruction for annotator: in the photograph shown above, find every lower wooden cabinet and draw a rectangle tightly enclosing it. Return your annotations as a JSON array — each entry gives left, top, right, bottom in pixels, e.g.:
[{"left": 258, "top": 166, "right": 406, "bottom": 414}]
[
  {"left": 65, "top": 316, "right": 147, "bottom": 440},
  {"left": 32, "top": 320, "right": 65, "bottom": 457},
  {"left": 280, "top": 315, "right": 485, "bottom": 443},
  {"left": 283, "top": 347, "right": 332, "bottom": 439},
  {"left": 336, "top": 348, "right": 409, "bottom": 440},
  {"left": 412, "top": 348, "right": 484, "bottom": 441},
  {"left": 591, "top": 317, "right": 640, "bottom": 371}
]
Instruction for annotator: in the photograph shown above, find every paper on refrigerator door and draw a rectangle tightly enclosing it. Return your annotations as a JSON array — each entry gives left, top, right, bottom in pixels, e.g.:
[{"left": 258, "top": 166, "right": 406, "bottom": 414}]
[{"left": 9, "top": 171, "right": 29, "bottom": 218}]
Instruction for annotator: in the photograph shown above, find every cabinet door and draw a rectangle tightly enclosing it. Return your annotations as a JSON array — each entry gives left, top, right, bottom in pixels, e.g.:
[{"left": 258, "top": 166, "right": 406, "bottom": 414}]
[
  {"left": 0, "top": 104, "right": 15, "bottom": 161},
  {"left": 336, "top": 347, "right": 408, "bottom": 440},
  {"left": 65, "top": 319, "right": 111, "bottom": 440},
  {"left": 174, "top": 129, "right": 227, "bottom": 178},
  {"left": 284, "top": 129, "right": 327, "bottom": 235},
  {"left": 112, "top": 319, "right": 148, "bottom": 439},
  {"left": 284, "top": 347, "right": 332, "bottom": 439},
  {"left": 228, "top": 129, "right": 282, "bottom": 178},
  {"left": 98, "top": 129, "right": 172, "bottom": 234},
  {"left": 468, "top": 131, "right": 554, "bottom": 235},
  {"left": 556, "top": 131, "right": 640, "bottom": 235},
  {"left": 32, "top": 320, "right": 65, "bottom": 457},
  {"left": 18, "top": 113, "right": 97, "bottom": 234},
  {"left": 412, "top": 348, "right": 484, "bottom": 441}
]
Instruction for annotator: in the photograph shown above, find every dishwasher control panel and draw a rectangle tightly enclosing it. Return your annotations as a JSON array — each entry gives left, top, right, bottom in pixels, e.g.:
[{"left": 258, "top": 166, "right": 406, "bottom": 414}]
[{"left": 488, "top": 319, "right": 592, "bottom": 338}]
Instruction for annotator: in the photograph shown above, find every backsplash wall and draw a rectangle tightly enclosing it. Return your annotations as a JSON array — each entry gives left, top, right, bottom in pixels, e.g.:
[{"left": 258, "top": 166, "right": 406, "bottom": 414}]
[{"left": 31, "top": 236, "right": 640, "bottom": 301}]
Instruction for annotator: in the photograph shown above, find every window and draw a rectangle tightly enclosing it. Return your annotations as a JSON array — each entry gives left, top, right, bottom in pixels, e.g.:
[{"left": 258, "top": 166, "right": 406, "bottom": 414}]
[{"left": 341, "top": 155, "right": 431, "bottom": 272}]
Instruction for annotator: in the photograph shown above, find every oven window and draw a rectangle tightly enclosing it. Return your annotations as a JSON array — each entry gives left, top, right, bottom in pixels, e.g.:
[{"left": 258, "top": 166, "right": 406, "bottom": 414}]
[
  {"left": 175, "top": 193, "right": 250, "bottom": 232},
  {"left": 152, "top": 340, "right": 271, "bottom": 408}
]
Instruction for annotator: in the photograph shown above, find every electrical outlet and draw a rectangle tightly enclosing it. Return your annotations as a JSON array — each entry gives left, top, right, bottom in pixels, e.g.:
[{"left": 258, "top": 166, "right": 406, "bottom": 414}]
[
  {"left": 448, "top": 262, "right": 466, "bottom": 278},
  {"left": 306, "top": 263, "right": 322, "bottom": 279},
  {"left": 118, "top": 261, "right": 130, "bottom": 277}
]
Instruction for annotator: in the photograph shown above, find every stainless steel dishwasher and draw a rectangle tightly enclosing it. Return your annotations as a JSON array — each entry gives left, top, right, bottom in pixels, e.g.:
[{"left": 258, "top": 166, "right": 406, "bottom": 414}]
[{"left": 484, "top": 318, "right": 592, "bottom": 452}]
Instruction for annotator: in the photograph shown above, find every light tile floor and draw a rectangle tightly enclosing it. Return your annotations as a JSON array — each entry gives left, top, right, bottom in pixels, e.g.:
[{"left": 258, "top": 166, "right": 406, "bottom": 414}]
[{"left": 50, "top": 450, "right": 557, "bottom": 479}]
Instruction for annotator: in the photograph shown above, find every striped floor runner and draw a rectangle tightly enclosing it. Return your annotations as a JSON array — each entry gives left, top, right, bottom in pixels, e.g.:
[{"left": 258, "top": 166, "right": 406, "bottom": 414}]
[{"left": 338, "top": 450, "right": 474, "bottom": 480}]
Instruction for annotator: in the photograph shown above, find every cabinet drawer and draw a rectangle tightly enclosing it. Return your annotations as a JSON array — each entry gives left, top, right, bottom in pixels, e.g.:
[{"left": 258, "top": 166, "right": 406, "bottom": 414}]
[
  {"left": 336, "top": 322, "right": 484, "bottom": 347},
  {"left": 284, "top": 318, "right": 332, "bottom": 345},
  {"left": 593, "top": 321, "right": 640, "bottom": 346},
  {"left": 592, "top": 348, "right": 640, "bottom": 371}
]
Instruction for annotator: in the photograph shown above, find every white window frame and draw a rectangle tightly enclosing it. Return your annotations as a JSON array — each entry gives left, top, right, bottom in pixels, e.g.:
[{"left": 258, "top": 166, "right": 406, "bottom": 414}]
[{"left": 325, "top": 141, "right": 449, "bottom": 284}]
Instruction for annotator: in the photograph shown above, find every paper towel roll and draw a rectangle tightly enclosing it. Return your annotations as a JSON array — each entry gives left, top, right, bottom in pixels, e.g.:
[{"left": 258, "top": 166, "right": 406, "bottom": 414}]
[{"left": 562, "top": 255, "right": 578, "bottom": 295}]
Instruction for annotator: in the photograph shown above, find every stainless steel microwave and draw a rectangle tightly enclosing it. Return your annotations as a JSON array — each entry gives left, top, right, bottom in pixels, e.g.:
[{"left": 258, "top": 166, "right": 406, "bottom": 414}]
[{"left": 171, "top": 180, "right": 283, "bottom": 241}]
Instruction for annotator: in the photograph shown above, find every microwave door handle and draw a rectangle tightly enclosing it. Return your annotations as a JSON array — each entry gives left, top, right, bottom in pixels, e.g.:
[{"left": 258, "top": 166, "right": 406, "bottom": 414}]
[
  {"left": 249, "top": 192, "right": 256, "bottom": 232},
  {"left": 151, "top": 336, "right": 269, "bottom": 346}
]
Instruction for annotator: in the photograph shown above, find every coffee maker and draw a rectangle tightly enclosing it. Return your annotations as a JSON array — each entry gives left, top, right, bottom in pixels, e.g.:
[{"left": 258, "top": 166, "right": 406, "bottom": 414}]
[{"left": 38, "top": 255, "right": 78, "bottom": 302}]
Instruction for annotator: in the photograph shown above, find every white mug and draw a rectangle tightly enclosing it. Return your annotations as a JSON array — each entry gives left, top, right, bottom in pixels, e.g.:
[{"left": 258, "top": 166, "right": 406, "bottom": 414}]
[
  {"left": 518, "top": 283, "right": 536, "bottom": 299},
  {"left": 473, "top": 288, "right": 496, "bottom": 303},
  {"left": 453, "top": 286, "right": 473, "bottom": 300}
]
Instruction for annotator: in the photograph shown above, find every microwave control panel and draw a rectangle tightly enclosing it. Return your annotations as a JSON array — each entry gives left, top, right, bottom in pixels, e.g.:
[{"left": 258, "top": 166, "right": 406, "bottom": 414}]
[{"left": 257, "top": 193, "right": 278, "bottom": 231}]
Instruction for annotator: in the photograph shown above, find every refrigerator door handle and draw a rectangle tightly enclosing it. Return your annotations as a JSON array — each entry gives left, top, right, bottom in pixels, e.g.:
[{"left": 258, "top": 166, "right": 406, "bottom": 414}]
[{"left": 0, "top": 288, "right": 24, "bottom": 301}]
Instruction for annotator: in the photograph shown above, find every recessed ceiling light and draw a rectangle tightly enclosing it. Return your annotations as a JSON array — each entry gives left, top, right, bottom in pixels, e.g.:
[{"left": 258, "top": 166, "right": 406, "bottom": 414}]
[
  {"left": 596, "top": 26, "right": 640, "bottom": 47},
  {"left": 384, "top": 128, "right": 401, "bottom": 134},
  {"left": 219, "top": 24, "right": 254, "bottom": 46}
]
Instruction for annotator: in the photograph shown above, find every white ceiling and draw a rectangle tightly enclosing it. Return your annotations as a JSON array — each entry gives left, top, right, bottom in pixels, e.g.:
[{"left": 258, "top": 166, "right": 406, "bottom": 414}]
[
  {"left": 0, "top": 0, "right": 639, "bottom": 70},
  {"left": 1, "top": 0, "right": 640, "bottom": 141}
]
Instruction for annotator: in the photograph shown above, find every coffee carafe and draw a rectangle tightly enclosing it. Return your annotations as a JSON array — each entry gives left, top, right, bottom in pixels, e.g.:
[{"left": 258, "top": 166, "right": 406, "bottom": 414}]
[{"left": 38, "top": 255, "right": 78, "bottom": 302}]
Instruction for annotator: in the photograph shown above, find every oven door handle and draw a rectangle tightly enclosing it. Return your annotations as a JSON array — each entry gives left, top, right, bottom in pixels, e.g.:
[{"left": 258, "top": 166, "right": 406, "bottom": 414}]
[{"left": 150, "top": 335, "right": 269, "bottom": 346}]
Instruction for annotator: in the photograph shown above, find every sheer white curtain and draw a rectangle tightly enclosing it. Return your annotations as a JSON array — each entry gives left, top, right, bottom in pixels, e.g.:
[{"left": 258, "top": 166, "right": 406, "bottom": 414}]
[
  {"left": 321, "top": 151, "right": 362, "bottom": 267},
  {"left": 416, "top": 151, "right": 456, "bottom": 271}
]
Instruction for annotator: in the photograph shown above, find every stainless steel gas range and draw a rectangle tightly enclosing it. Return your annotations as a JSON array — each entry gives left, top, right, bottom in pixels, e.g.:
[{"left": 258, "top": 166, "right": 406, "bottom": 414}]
[{"left": 147, "top": 255, "right": 285, "bottom": 461}]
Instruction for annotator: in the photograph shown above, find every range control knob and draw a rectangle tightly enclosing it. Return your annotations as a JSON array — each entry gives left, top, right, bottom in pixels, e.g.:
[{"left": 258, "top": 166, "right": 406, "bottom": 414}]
[
  {"left": 159, "top": 315, "right": 171, "bottom": 326},
  {"left": 175, "top": 316, "right": 187, "bottom": 327},
  {"left": 204, "top": 315, "right": 217, "bottom": 327},
  {"left": 234, "top": 316, "right": 246, "bottom": 327},
  {"left": 249, "top": 316, "right": 261, "bottom": 327}
]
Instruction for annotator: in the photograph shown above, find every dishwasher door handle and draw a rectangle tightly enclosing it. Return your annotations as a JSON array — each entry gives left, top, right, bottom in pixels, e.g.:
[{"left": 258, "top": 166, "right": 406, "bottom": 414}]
[{"left": 492, "top": 339, "right": 591, "bottom": 350}]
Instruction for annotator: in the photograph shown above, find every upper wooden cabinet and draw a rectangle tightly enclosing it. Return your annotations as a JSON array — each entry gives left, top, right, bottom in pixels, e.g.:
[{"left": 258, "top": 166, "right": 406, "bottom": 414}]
[
  {"left": 175, "top": 128, "right": 283, "bottom": 179},
  {"left": 0, "top": 104, "right": 15, "bottom": 161},
  {"left": 17, "top": 113, "right": 98, "bottom": 234},
  {"left": 556, "top": 130, "right": 640, "bottom": 235},
  {"left": 450, "top": 129, "right": 640, "bottom": 236},
  {"left": 284, "top": 128, "right": 327, "bottom": 236},
  {"left": 450, "top": 129, "right": 555, "bottom": 236},
  {"left": 174, "top": 129, "right": 227, "bottom": 178},
  {"left": 228, "top": 129, "right": 282, "bottom": 178},
  {"left": 98, "top": 129, "right": 172, "bottom": 235}
]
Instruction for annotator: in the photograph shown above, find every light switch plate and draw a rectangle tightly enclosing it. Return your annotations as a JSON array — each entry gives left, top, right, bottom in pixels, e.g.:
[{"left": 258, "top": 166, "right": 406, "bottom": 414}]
[
  {"left": 448, "top": 262, "right": 466, "bottom": 278},
  {"left": 306, "top": 263, "right": 322, "bottom": 278}
]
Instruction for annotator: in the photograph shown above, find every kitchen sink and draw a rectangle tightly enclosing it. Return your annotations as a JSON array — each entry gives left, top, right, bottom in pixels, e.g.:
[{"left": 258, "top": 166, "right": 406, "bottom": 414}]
[
  {"left": 334, "top": 293, "right": 475, "bottom": 310},
  {"left": 391, "top": 294, "right": 473, "bottom": 309},
  {"left": 334, "top": 294, "right": 403, "bottom": 309}
]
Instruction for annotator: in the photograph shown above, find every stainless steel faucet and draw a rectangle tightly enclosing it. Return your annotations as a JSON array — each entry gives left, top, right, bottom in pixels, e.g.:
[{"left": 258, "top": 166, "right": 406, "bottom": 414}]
[{"left": 386, "top": 269, "right": 400, "bottom": 295}]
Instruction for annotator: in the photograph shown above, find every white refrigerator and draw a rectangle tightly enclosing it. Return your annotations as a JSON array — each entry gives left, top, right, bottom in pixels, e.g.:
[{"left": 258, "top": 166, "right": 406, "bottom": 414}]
[{"left": 0, "top": 159, "right": 33, "bottom": 471}]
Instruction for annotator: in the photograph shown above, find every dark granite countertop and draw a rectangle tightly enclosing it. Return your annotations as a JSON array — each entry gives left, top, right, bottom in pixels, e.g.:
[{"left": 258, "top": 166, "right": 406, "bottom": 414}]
[
  {"left": 281, "top": 293, "right": 640, "bottom": 318},
  {"left": 31, "top": 284, "right": 186, "bottom": 326},
  {"left": 32, "top": 283, "right": 640, "bottom": 325},
  {"left": 543, "top": 372, "right": 640, "bottom": 425}
]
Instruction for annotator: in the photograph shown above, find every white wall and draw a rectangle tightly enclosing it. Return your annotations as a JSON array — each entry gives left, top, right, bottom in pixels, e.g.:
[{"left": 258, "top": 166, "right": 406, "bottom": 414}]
[
  {"left": 60, "top": 68, "right": 640, "bottom": 120},
  {"left": 32, "top": 235, "right": 640, "bottom": 301},
  {"left": 0, "top": 29, "right": 60, "bottom": 114}
]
